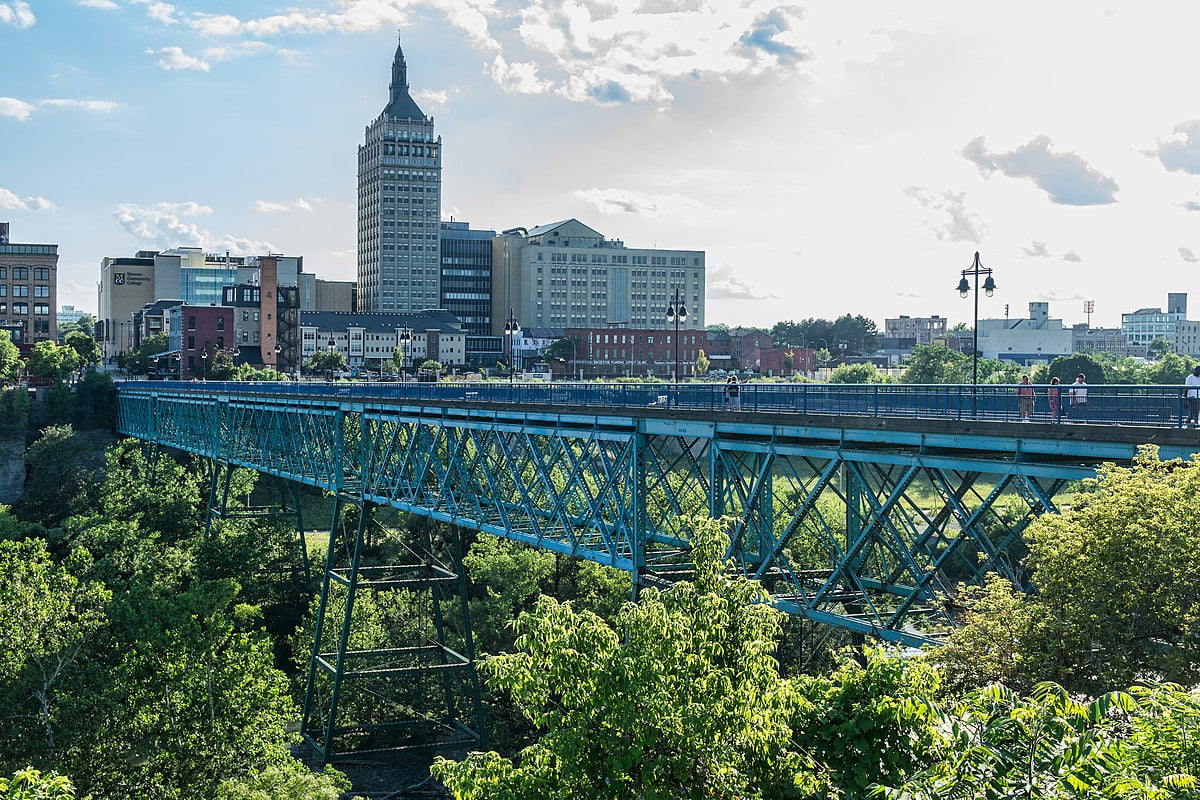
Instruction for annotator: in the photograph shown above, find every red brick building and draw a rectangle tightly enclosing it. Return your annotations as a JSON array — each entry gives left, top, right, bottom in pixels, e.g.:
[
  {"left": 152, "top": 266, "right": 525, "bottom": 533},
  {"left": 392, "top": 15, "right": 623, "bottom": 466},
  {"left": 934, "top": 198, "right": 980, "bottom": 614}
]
[
  {"left": 561, "top": 327, "right": 707, "bottom": 378},
  {"left": 169, "top": 304, "right": 234, "bottom": 378}
]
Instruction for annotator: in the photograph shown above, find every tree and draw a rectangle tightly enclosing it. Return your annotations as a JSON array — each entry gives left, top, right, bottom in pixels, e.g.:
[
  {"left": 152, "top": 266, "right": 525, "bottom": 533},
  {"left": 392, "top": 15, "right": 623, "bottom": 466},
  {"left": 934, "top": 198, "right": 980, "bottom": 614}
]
[
  {"left": 901, "top": 345, "right": 970, "bottom": 384},
  {"left": 0, "top": 768, "right": 77, "bottom": 799},
  {"left": 814, "top": 347, "right": 832, "bottom": 369},
  {"left": 419, "top": 359, "right": 444, "bottom": 378},
  {"left": 1147, "top": 336, "right": 1175, "bottom": 359},
  {"left": 544, "top": 338, "right": 578, "bottom": 365},
  {"left": 782, "top": 350, "right": 795, "bottom": 374},
  {"left": 62, "top": 331, "right": 100, "bottom": 370},
  {"left": 120, "top": 334, "right": 168, "bottom": 375},
  {"left": 1039, "top": 352, "right": 1105, "bottom": 386},
  {"left": 0, "top": 331, "right": 22, "bottom": 383},
  {"left": 306, "top": 350, "right": 347, "bottom": 376},
  {"left": 16, "top": 425, "right": 99, "bottom": 525},
  {"left": 828, "top": 362, "right": 889, "bottom": 383},
  {"left": 934, "top": 447, "right": 1200, "bottom": 695},
  {"left": 206, "top": 348, "right": 239, "bottom": 381},
  {"left": 433, "top": 517, "right": 828, "bottom": 799},
  {"left": 26, "top": 341, "right": 80, "bottom": 384},
  {"left": 695, "top": 349, "right": 710, "bottom": 375},
  {"left": 214, "top": 764, "right": 352, "bottom": 800},
  {"left": 1143, "top": 351, "right": 1194, "bottom": 385},
  {"left": 58, "top": 313, "right": 96, "bottom": 338}
]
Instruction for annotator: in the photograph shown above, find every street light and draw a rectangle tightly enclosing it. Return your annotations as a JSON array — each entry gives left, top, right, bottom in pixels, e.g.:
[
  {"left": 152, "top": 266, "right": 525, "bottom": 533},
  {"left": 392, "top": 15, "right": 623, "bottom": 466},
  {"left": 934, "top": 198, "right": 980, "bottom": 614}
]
[
  {"left": 397, "top": 327, "right": 412, "bottom": 383},
  {"left": 503, "top": 308, "right": 519, "bottom": 385},
  {"left": 956, "top": 251, "right": 997, "bottom": 387},
  {"left": 666, "top": 287, "right": 687, "bottom": 385},
  {"left": 200, "top": 349, "right": 209, "bottom": 381},
  {"left": 326, "top": 337, "right": 336, "bottom": 382}
]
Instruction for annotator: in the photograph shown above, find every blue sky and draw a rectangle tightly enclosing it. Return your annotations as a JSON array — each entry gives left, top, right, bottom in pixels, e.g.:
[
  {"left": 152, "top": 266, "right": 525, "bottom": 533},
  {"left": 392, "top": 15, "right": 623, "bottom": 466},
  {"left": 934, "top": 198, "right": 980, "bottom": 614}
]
[{"left": 4, "top": 0, "right": 1200, "bottom": 328}]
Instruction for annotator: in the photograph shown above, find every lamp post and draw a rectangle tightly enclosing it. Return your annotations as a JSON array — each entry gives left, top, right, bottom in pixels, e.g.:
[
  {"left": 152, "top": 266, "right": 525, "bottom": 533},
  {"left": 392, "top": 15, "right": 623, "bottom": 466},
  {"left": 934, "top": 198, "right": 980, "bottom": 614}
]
[
  {"left": 327, "top": 337, "right": 337, "bottom": 382},
  {"left": 666, "top": 287, "right": 687, "bottom": 385},
  {"left": 503, "top": 308, "right": 519, "bottom": 385},
  {"left": 397, "top": 327, "right": 412, "bottom": 383},
  {"left": 956, "top": 251, "right": 997, "bottom": 387},
  {"left": 200, "top": 349, "right": 208, "bottom": 381}
]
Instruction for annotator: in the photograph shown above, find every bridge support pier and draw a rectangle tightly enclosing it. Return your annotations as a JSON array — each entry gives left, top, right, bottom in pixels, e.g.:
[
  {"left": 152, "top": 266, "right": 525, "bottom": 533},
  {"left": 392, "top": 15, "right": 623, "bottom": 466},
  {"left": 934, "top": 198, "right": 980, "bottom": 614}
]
[{"left": 300, "top": 499, "right": 484, "bottom": 765}]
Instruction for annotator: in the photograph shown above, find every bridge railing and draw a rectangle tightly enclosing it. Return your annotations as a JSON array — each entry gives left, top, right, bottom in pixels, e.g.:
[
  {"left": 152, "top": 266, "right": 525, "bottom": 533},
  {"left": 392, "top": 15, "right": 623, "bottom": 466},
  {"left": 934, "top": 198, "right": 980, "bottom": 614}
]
[{"left": 118, "top": 380, "right": 1200, "bottom": 428}]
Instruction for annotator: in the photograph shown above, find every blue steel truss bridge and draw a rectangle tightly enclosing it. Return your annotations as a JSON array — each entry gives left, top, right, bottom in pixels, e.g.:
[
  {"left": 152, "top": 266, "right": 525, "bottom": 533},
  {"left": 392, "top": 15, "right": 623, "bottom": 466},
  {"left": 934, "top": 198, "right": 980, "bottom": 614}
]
[{"left": 115, "top": 380, "right": 1200, "bottom": 761}]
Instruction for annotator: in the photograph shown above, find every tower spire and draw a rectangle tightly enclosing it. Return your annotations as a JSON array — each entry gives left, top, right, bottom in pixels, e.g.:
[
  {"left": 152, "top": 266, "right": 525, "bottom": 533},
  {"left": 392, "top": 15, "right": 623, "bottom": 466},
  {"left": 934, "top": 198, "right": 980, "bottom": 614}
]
[
  {"left": 390, "top": 32, "right": 408, "bottom": 97},
  {"left": 383, "top": 34, "right": 424, "bottom": 120}
]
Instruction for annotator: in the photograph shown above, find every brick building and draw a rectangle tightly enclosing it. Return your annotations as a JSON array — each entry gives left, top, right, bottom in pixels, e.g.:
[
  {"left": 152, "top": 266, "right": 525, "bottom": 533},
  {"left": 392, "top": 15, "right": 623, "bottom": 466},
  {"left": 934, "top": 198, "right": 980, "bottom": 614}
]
[
  {"left": 168, "top": 305, "right": 233, "bottom": 378},
  {"left": 0, "top": 222, "right": 58, "bottom": 345}
]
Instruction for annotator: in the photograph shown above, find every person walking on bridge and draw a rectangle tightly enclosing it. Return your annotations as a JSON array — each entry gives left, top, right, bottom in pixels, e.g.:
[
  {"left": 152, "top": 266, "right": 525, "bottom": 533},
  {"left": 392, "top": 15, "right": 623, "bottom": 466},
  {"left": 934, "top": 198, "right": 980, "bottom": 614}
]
[
  {"left": 1017, "top": 375, "right": 1035, "bottom": 421},
  {"left": 1068, "top": 374, "right": 1088, "bottom": 423},
  {"left": 724, "top": 375, "right": 742, "bottom": 410},
  {"left": 1186, "top": 366, "right": 1200, "bottom": 427},
  {"left": 1047, "top": 376, "right": 1061, "bottom": 422}
]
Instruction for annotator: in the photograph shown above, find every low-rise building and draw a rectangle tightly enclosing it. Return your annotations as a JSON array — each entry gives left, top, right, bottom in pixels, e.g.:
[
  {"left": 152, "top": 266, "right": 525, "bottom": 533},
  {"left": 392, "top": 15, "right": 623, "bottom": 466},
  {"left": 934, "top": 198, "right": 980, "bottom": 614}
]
[
  {"left": 563, "top": 326, "right": 706, "bottom": 379},
  {"left": 168, "top": 304, "right": 234, "bottom": 378},
  {"left": 57, "top": 304, "right": 88, "bottom": 329},
  {"left": 1072, "top": 324, "right": 1142, "bottom": 357},
  {"left": 976, "top": 302, "right": 1073, "bottom": 364},
  {"left": 219, "top": 256, "right": 299, "bottom": 373},
  {"left": 299, "top": 310, "right": 466, "bottom": 369},
  {"left": 1121, "top": 294, "right": 1188, "bottom": 348},
  {"left": 885, "top": 315, "right": 946, "bottom": 346},
  {"left": 132, "top": 299, "right": 184, "bottom": 350}
]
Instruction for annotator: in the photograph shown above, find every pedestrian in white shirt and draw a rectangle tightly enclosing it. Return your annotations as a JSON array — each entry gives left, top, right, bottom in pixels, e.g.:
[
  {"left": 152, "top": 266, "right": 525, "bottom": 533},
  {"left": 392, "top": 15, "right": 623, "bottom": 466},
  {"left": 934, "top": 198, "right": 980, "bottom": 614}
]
[
  {"left": 1185, "top": 366, "right": 1200, "bottom": 427},
  {"left": 1068, "top": 374, "right": 1088, "bottom": 423}
]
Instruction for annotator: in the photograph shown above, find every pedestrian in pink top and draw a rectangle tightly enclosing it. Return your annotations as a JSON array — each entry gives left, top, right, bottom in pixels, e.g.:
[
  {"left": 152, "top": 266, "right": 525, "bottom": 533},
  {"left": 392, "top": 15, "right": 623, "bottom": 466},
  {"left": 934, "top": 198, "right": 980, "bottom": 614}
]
[{"left": 1017, "top": 375, "right": 1035, "bottom": 421}]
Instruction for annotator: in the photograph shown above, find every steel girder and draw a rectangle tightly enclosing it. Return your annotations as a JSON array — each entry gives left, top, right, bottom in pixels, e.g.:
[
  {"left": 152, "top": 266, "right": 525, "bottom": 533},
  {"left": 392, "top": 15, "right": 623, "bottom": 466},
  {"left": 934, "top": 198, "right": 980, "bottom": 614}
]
[{"left": 117, "top": 390, "right": 1097, "bottom": 648}]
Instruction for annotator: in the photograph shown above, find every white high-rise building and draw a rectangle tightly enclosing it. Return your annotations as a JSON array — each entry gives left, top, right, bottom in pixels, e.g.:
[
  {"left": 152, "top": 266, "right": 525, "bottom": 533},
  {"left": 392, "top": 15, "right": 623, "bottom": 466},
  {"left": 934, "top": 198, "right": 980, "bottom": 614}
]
[{"left": 357, "top": 37, "right": 442, "bottom": 312}]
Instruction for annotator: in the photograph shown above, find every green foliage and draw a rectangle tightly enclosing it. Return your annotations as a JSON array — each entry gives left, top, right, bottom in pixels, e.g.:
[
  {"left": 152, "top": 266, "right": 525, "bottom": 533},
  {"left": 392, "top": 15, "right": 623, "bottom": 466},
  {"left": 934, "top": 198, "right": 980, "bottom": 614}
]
[
  {"left": 214, "top": 764, "right": 352, "bottom": 800},
  {"left": 828, "top": 362, "right": 889, "bottom": 383},
  {"left": 792, "top": 651, "right": 941, "bottom": 796},
  {"left": 695, "top": 348, "right": 710, "bottom": 375},
  {"left": 62, "top": 332, "right": 100, "bottom": 369},
  {"left": 935, "top": 447, "right": 1200, "bottom": 695},
  {"left": 306, "top": 350, "right": 346, "bottom": 374},
  {"left": 26, "top": 342, "right": 80, "bottom": 385},
  {"left": 120, "top": 334, "right": 169, "bottom": 375},
  {"left": 544, "top": 338, "right": 578, "bottom": 364},
  {"left": 0, "top": 387, "right": 31, "bottom": 430},
  {"left": 1147, "top": 336, "right": 1174, "bottom": 359},
  {"left": 1142, "top": 351, "right": 1194, "bottom": 385},
  {"left": 420, "top": 359, "right": 444, "bottom": 376},
  {"left": 0, "top": 768, "right": 76, "bottom": 799},
  {"left": 72, "top": 371, "right": 117, "bottom": 429},
  {"left": 0, "top": 331, "right": 22, "bottom": 384},
  {"left": 16, "top": 426, "right": 98, "bottom": 525},
  {"left": 1040, "top": 352, "right": 1106, "bottom": 385},
  {"left": 875, "top": 682, "right": 1200, "bottom": 800},
  {"left": 206, "top": 349, "right": 239, "bottom": 381},
  {"left": 434, "top": 517, "right": 827, "bottom": 800},
  {"left": 230, "top": 365, "right": 289, "bottom": 382},
  {"left": 901, "top": 345, "right": 969, "bottom": 384},
  {"left": 772, "top": 315, "right": 880, "bottom": 355}
]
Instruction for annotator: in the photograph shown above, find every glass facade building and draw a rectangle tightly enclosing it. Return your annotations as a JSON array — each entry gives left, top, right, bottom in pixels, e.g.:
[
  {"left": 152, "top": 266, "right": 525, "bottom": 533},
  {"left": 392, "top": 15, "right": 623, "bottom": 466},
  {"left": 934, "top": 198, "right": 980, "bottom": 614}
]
[
  {"left": 180, "top": 266, "right": 238, "bottom": 306},
  {"left": 439, "top": 221, "right": 495, "bottom": 336}
]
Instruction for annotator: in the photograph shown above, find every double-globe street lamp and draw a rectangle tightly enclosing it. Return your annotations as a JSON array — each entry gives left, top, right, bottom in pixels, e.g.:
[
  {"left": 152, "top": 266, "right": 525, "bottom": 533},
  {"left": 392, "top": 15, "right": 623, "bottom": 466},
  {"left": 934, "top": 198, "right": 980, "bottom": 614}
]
[
  {"left": 956, "top": 251, "right": 997, "bottom": 387},
  {"left": 666, "top": 287, "right": 687, "bottom": 385},
  {"left": 397, "top": 327, "right": 412, "bottom": 383},
  {"left": 503, "top": 308, "right": 520, "bottom": 385}
]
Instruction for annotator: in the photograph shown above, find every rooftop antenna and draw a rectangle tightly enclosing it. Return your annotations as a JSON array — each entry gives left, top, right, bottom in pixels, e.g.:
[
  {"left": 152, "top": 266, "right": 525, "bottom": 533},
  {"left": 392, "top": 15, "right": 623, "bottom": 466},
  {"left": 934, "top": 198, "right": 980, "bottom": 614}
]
[{"left": 1083, "top": 299, "right": 1094, "bottom": 327}]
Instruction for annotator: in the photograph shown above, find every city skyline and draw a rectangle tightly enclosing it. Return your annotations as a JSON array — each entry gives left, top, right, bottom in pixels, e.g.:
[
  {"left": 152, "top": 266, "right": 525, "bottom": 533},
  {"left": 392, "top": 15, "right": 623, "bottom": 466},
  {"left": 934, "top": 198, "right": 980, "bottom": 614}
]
[{"left": 4, "top": 1, "right": 1200, "bottom": 328}]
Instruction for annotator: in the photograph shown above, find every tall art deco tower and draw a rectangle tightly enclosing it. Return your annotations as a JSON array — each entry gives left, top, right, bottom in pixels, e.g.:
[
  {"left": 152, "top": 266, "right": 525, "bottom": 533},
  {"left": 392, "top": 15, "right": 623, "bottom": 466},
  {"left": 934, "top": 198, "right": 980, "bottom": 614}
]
[{"left": 357, "top": 37, "right": 443, "bottom": 312}]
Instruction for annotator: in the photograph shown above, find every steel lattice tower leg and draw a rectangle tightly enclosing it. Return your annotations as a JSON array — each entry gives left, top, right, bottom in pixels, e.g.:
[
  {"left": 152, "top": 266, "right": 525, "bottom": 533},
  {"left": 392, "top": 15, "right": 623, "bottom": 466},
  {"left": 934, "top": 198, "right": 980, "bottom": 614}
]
[{"left": 300, "top": 500, "right": 485, "bottom": 765}]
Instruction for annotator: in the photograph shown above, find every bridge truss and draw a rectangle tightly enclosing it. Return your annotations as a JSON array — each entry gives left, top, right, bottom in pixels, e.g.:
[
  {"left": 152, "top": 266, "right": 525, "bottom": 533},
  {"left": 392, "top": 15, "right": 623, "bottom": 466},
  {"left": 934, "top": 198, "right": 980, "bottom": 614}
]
[{"left": 117, "top": 386, "right": 1173, "bottom": 761}]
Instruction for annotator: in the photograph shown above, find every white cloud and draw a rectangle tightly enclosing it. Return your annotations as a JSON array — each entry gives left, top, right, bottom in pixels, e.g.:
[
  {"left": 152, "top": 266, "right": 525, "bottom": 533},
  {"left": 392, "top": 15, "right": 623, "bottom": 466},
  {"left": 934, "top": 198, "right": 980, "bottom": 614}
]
[
  {"left": 573, "top": 187, "right": 704, "bottom": 217},
  {"left": 1062, "top": 251, "right": 1083, "bottom": 263},
  {"left": 1021, "top": 240, "right": 1049, "bottom": 258},
  {"left": 0, "top": 1, "right": 35, "bottom": 28},
  {"left": 129, "top": 0, "right": 178, "bottom": 24},
  {"left": 412, "top": 88, "right": 452, "bottom": 109},
  {"left": 202, "top": 40, "right": 270, "bottom": 61},
  {"left": 707, "top": 264, "right": 778, "bottom": 300},
  {"left": 253, "top": 197, "right": 318, "bottom": 213},
  {"left": 187, "top": 0, "right": 499, "bottom": 50},
  {"left": 1152, "top": 121, "right": 1200, "bottom": 175},
  {"left": 40, "top": 98, "right": 121, "bottom": 112},
  {"left": 0, "top": 187, "right": 57, "bottom": 212},
  {"left": 0, "top": 97, "right": 35, "bottom": 121},
  {"left": 114, "top": 201, "right": 275, "bottom": 254},
  {"left": 76, "top": 0, "right": 119, "bottom": 9},
  {"left": 1179, "top": 247, "right": 1198, "bottom": 264},
  {"left": 147, "top": 46, "right": 210, "bottom": 71},
  {"left": 962, "top": 135, "right": 1119, "bottom": 206},
  {"left": 489, "top": 55, "right": 550, "bottom": 94},
  {"left": 903, "top": 186, "right": 987, "bottom": 243}
]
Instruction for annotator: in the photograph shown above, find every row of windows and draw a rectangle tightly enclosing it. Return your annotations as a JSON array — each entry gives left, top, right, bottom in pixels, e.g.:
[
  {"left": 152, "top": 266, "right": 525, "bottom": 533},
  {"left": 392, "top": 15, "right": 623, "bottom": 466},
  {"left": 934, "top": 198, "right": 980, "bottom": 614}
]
[
  {"left": 0, "top": 285, "right": 50, "bottom": 297},
  {"left": 0, "top": 303, "right": 50, "bottom": 315},
  {"left": 0, "top": 267, "right": 51, "bottom": 280}
]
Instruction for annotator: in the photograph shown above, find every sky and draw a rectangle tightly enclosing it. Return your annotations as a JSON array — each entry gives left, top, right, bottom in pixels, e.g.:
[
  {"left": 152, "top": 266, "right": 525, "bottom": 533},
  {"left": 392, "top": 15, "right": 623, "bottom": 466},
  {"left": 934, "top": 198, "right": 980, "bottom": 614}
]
[{"left": 2, "top": 0, "right": 1200, "bottom": 329}]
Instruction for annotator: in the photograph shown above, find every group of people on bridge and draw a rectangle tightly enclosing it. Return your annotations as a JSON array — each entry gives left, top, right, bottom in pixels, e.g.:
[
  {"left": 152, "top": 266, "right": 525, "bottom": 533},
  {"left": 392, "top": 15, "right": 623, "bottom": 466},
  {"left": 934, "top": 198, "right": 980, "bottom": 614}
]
[{"left": 1014, "top": 366, "right": 1200, "bottom": 426}]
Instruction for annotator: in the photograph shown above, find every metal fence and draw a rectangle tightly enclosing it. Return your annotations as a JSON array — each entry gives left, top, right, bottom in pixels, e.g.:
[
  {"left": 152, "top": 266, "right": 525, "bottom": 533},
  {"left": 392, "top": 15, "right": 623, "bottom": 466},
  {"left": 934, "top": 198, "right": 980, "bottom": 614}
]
[{"left": 119, "top": 380, "right": 1200, "bottom": 428}]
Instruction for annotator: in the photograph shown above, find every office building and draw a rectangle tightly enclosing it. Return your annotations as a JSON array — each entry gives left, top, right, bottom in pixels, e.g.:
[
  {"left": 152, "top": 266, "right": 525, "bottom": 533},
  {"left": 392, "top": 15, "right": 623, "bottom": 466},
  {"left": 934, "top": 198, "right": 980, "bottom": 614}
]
[
  {"left": 491, "top": 219, "right": 705, "bottom": 335},
  {"left": 440, "top": 221, "right": 495, "bottom": 335},
  {"left": 1122, "top": 294, "right": 1189, "bottom": 348},
  {"left": 1071, "top": 324, "right": 1141, "bottom": 357},
  {"left": 0, "top": 223, "right": 58, "bottom": 345},
  {"left": 98, "top": 248, "right": 303, "bottom": 362},
  {"left": 220, "top": 257, "right": 300, "bottom": 372},
  {"left": 132, "top": 299, "right": 184, "bottom": 350},
  {"left": 299, "top": 275, "right": 358, "bottom": 312},
  {"left": 357, "top": 37, "right": 442, "bottom": 312},
  {"left": 976, "top": 301, "right": 1073, "bottom": 364},
  {"left": 57, "top": 305, "right": 88, "bottom": 329},
  {"left": 885, "top": 315, "right": 946, "bottom": 346},
  {"left": 299, "top": 310, "right": 465, "bottom": 369}
]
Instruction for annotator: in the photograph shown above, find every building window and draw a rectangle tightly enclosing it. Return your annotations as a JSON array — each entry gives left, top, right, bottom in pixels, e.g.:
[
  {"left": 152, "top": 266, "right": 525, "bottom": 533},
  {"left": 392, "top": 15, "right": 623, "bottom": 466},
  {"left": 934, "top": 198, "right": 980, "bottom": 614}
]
[
  {"left": 188, "top": 336, "right": 194, "bottom": 349},
  {"left": 11, "top": 268, "right": 27, "bottom": 280},
  {"left": 13, "top": 303, "right": 27, "bottom": 315},
  {"left": 216, "top": 316, "right": 225, "bottom": 330},
  {"left": 33, "top": 285, "right": 48, "bottom": 298},
  {"left": 188, "top": 315, "right": 196, "bottom": 330},
  {"left": 32, "top": 268, "right": 49, "bottom": 280},
  {"left": 12, "top": 286, "right": 27, "bottom": 297},
  {"left": 33, "top": 304, "right": 48, "bottom": 315}
]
